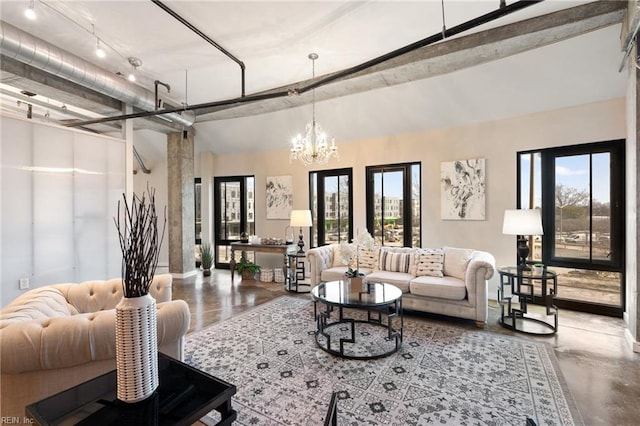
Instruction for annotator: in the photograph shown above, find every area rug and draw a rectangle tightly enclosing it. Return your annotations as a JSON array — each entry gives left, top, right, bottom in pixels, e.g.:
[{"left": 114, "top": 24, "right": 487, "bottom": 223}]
[{"left": 184, "top": 296, "right": 582, "bottom": 426}]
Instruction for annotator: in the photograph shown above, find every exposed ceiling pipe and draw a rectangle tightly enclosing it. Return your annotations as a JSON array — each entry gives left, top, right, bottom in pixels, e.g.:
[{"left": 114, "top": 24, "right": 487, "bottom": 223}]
[
  {"left": 0, "top": 20, "right": 195, "bottom": 128},
  {"left": 151, "top": 0, "right": 246, "bottom": 97},
  {"left": 66, "top": 0, "right": 542, "bottom": 128}
]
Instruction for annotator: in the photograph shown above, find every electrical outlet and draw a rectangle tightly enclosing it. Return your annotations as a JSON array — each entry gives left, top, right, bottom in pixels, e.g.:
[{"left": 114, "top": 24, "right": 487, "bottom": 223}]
[{"left": 19, "top": 277, "right": 29, "bottom": 290}]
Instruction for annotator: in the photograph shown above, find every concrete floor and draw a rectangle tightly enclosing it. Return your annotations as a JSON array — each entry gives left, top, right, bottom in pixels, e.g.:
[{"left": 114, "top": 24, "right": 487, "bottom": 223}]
[{"left": 172, "top": 269, "right": 640, "bottom": 426}]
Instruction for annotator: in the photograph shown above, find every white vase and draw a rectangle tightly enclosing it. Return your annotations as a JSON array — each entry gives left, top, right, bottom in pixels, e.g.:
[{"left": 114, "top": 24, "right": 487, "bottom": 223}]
[{"left": 115, "top": 293, "right": 159, "bottom": 403}]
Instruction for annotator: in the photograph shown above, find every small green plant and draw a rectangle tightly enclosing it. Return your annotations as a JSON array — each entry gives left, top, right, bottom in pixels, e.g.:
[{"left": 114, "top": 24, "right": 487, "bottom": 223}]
[
  {"left": 234, "top": 257, "right": 261, "bottom": 277},
  {"left": 201, "top": 243, "right": 213, "bottom": 270}
]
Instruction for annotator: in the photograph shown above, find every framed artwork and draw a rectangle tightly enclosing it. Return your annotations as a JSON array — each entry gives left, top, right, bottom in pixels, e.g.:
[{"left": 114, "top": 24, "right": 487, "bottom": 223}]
[
  {"left": 266, "top": 175, "right": 292, "bottom": 219},
  {"left": 440, "top": 158, "right": 486, "bottom": 220}
]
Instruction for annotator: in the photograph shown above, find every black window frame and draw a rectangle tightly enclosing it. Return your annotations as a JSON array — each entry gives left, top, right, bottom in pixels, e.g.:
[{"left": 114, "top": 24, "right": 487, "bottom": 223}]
[
  {"left": 309, "top": 168, "right": 354, "bottom": 248},
  {"left": 365, "top": 162, "right": 421, "bottom": 248}
]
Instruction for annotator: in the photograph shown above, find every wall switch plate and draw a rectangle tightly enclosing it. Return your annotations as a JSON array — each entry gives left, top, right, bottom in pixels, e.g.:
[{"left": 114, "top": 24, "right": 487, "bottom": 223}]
[{"left": 19, "top": 277, "right": 29, "bottom": 290}]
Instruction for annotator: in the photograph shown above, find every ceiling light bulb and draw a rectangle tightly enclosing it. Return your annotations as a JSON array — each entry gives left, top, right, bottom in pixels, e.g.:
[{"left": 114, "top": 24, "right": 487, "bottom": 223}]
[
  {"left": 95, "top": 39, "right": 106, "bottom": 58},
  {"left": 24, "top": 1, "right": 36, "bottom": 20},
  {"left": 128, "top": 73, "right": 136, "bottom": 82}
]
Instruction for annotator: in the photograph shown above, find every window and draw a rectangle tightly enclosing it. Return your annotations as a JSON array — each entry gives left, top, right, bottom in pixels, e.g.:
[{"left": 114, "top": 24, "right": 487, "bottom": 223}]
[
  {"left": 366, "top": 163, "right": 421, "bottom": 247},
  {"left": 309, "top": 168, "right": 353, "bottom": 247},
  {"left": 518, "top": 140, "right": 624, "bottom": 316},
  {"left": 213, "top": 176, "right": 255, "bottom": 268}
]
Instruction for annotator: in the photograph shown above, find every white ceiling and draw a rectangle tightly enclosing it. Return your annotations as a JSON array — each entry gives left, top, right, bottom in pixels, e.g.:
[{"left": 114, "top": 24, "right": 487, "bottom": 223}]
[{"left": 0, "top": 1, "right": 629, "bottom": 162}]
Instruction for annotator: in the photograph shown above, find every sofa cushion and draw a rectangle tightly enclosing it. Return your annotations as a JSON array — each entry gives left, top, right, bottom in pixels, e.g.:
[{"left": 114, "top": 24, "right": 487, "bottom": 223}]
[
  {"left": 321, "top": 266, "right": 373, "bottom": 283},
  {"left": 410, "top": 275, "right": 467, "bottom": 300},
  {"left": 415, "top": 248, "right": 444, "bottom": 277},
  {"left": 332, "top": 244, "right": 349, "bottom": 268},
  {"left": 443, "top": 247, "right": 473, "bottom": 280},
  {"left": 378, "top": 249, "right": 413, "bottom": 273},
  {"left": 364, "top": 271, "right": 413, "bottom": 293}
]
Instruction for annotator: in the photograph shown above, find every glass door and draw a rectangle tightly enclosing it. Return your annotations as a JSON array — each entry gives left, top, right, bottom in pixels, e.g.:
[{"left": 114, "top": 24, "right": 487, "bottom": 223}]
[
  {"left": 520, "top": 140, "right": 624, "bottom": 316},
  {"left": 310, "top": 168, "right": 353, "bottom": 247},
  {"left": 214, "top": 176, "right": 255, "bottom": 269}
]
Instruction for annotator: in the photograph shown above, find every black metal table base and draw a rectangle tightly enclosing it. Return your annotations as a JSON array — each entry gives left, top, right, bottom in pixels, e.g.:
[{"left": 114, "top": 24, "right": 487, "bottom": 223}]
[{"left": 313, "top": 300, "right": 403, "bottom": 360}]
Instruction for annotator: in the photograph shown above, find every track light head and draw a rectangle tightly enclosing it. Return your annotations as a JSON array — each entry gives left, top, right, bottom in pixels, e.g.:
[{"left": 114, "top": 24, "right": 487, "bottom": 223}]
[{"left": 24, "top": 0, "right": 36, "bottom": 20}]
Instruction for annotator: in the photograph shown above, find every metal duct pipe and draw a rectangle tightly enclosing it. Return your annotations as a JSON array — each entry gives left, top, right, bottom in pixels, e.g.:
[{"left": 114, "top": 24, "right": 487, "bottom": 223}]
[{"left": 0, "top": 20, "right": 194, "bottom": 128}]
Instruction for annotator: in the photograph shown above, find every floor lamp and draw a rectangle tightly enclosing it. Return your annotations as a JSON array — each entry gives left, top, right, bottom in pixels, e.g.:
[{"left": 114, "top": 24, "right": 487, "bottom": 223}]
[{"left": 290, "top": 210, "right": 312, "bottom": 253}]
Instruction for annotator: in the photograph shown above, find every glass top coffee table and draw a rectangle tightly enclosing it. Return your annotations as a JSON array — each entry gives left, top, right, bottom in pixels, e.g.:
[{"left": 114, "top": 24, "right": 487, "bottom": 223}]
[{"left": 311, "top": 280, "right": 403, "bottom": 359}]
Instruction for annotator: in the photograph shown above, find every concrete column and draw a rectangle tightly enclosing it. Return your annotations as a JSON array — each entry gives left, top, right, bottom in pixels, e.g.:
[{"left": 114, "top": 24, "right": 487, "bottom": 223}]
[{"left": 167, "top": 130, "right": 196, "bottom": 277}]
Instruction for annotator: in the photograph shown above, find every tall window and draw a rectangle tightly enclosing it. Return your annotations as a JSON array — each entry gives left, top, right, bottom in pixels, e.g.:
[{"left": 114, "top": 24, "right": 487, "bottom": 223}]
[
  {"left": 366, "top": 163, "right": 421, "bottom": 247},
  {"left": 518, "top": 140, "right": 624, "bottom": 316},
  {"left": 309, "top": 168, "right": 353, "bottom": 247},
  {"left": 213, "top": 176, "right": 255, "bottom": 268}
]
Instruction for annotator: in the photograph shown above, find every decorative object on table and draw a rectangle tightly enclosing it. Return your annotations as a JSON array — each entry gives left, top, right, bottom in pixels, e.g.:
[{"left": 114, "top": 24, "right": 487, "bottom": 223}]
[
  {"left": 240, "top": 232, "right": 249, "bottom": 243},
  {"left": 502, "top": 208, "right": 544, "bottom": 269},
  {"left": 284, "top": 225, "right": 294, "bottom": 244},
  {"left": 113, "top": 186, "right": 166, "bottom": 403},
  {"left": 261, "top": 237, "right": 285, "bottom": 245},
  {"left": 532, "top": 263, "right": 545, "bottom": 275},
  {"left": 290, "top": 209, "right": 313, "bottom": 253},
  {"left": 248, "top": 235, "right": 261, "bottom": 244},
  {"left": 266, "top": 175, "right": 292, "bottom": 219},
  {"left": 234, "top": 257, "right": 261, "bottom": 280},
  {"left": 339, "top": 230, "right": 375, "bottom": 279},
  {"left": 200, "top": 243, "right": 213, "bottom": 277},
  {"left": 440, "top": 158, "right": 486, "bottom": 220},
  {"left": 289, "top": 53, "right": 339, "bottom": 167}
]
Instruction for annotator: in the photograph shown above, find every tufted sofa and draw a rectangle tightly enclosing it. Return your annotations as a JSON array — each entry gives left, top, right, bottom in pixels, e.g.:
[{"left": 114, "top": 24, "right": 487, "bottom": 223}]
[
  {"left": 0, "top": 274, "right": 190, "bottom": 419},
  {"left": 307, "top": 245, "right": 495, "bottom": 327}
]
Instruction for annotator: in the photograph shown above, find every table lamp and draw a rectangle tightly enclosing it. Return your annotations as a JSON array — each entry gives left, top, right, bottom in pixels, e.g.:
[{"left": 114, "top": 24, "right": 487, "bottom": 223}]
[
  {"left": 502, "top": 209, "right": 543, "bottom": 269},
  {"left": 290, "top": 209, "right": 312, "bottom": 253}
]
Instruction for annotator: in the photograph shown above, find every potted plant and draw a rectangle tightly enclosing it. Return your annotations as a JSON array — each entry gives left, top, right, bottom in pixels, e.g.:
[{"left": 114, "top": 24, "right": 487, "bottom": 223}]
[
  {"left": 201, "top": 243, "right": 213, "bottom": 276},
  {"left": 234, "top": 257, "right": 261, "bottom": 280},
  {"left": 113, "top": 186, "right": 166, "bottom": 403}
]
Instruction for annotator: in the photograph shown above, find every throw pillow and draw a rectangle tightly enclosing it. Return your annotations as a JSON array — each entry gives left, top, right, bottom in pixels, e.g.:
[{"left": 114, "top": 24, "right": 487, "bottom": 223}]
[
  {"left": 378, "top": 249, "right": 412, "bottom": 273},
  {"left": 443, "top": 247, "right": 473, "bottom": 280},
  {"left": 415, "top": 248, "right": 444, "bottom": 277},
  {"left": 358, "top": 247, "right": 379, "bottom": 269}
]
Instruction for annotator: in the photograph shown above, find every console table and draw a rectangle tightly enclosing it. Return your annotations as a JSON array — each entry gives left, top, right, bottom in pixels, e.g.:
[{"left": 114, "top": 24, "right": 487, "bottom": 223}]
[
  {"left": 498, "top": 266, "right": 558, "bottom": 335},
  {"left": 26, "top": 352, "right": 236, "bottom": 425},
  {"left": 230, "top": 242, "right": 296, "bottom": 282}
]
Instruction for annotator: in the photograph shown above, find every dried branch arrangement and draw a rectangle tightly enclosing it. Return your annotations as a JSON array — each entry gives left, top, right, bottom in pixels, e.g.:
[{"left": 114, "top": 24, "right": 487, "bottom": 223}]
[{"left": 114, "top": 186, "right": 167, "bottom": 298}]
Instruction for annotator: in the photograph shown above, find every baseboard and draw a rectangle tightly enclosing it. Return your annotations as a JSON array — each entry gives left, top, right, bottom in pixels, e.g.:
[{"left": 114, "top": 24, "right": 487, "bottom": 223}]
[
  {"left": 171, "top": 270, "right": 198, "bottom": 279},
  {"left": 624, "top": 328, "right": 640, "bottom": 353}
]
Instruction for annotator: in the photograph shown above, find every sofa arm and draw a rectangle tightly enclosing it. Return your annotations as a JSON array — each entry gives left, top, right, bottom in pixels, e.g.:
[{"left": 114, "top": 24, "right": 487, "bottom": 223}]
[
  {"left": 464, "top": 251, "right": 496, "bottom": 324},
  {"left": 307, "top": 245, "right": 335, "bottom": 287},
  {"left": 0, "top": 299, "right": 190, "bottom": 374}
]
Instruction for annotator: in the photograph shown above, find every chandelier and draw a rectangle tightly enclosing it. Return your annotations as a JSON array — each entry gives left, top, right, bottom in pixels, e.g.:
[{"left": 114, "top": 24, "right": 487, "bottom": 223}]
[{"left": 290, "top": 53, "right": 339, "bottom": 166}]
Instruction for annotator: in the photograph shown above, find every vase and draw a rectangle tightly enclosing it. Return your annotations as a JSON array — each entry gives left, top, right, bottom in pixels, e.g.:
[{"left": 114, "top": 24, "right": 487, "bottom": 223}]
[
  {"left": 115, "top": 293, "right": 159, "bottom": 403},
  {"left": 347, "top": 275, "right": 364, "bottom": 292}
]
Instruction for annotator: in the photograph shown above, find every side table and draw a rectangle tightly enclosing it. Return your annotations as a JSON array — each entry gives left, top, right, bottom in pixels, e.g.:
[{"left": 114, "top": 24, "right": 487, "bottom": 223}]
[
  {"left": 498, "top": 266, "right": 558, "bottom": 335},
  {"left": 26, "top": 353, "right": 236, "bottom": 426},
  {"left": 286, "top": 252, "right": 310, "bottom": 293}
]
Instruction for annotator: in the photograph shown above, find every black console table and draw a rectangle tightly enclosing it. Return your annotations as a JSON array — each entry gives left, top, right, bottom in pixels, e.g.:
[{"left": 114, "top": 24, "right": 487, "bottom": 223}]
[
  {"left": 26, "top": 353, "right": 236, "bottom": 426},
  {"left": 498, "top": 266, "right": 558, "bottom": 335}
]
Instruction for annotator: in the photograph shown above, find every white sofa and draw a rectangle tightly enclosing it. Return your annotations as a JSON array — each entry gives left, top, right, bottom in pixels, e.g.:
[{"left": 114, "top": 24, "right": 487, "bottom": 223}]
[
  {"left": 307, "top": 245, "right": 495, "bottom": 327},
  {"left": 0, "top": 274, "right": 190, "bottom": 419}
]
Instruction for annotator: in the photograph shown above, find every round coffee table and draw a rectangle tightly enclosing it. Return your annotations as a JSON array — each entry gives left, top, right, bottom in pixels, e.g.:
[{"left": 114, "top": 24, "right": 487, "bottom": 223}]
[{"left": 311, "top": 280, "right": 403, "bottom": 359}]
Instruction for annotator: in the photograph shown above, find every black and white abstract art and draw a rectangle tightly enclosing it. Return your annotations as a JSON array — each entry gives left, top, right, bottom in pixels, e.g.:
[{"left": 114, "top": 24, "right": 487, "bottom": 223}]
[
  {"left": 440, "top": 158, "right": 486, "bottom": 220},
  {"left": 266, "top": 175, "right": 292, "bottom": 219}
]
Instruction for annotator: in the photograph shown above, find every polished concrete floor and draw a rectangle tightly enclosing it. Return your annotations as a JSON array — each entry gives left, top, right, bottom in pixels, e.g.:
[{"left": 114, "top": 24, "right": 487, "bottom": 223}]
[{"left": 173, "top": 269, "right": 640, "bottom": 426}]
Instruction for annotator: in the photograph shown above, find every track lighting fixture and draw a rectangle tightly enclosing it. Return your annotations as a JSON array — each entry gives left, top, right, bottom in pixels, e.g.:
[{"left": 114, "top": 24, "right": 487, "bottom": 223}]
[
  {"left": 24, "top": 0, "right": 36, "bottom": 20},
  {"left": 127, "top": 57, "right": 142, "bottom": 82},
  {"left": 92, "top": 25, "right": 105, "bottom": 58}
]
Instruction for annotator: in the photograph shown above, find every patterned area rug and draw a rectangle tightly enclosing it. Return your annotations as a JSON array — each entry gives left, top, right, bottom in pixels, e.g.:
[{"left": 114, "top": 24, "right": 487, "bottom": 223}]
[{"left": 184, "top": 296, "right": 582, "bottom": 426}]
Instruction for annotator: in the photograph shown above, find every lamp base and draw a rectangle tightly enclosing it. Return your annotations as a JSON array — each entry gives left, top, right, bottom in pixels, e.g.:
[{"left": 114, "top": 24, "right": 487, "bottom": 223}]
[
  {"left": 297, "top": 229, "right": 305, "bottom": 253},
  {"left": 517, "top": 236, "right": 530, "bottom": 269}
]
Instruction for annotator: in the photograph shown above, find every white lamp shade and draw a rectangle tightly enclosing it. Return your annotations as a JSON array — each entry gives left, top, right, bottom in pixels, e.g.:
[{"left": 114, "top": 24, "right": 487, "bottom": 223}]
[
  {"left": 502, "top": 209, "right": 543, "bottom": 236},
  {"left": 290, "top": 209, "right": 312, "bottom": 227}
]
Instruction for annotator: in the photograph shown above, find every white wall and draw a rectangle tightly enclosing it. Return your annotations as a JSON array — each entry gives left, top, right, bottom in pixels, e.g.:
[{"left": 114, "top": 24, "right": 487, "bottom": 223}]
[{"left": 1, "top": 114, "right": 125, "bottom": 307}]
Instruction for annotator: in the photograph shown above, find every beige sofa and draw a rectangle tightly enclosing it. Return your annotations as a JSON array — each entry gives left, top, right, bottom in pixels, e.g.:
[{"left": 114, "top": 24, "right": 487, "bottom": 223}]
[
  {"left": 0, "top": 274, "right": 190, "bottom": 419},
  {"left": 307, "top": 245, "right": 495, "bottom": 327}
]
